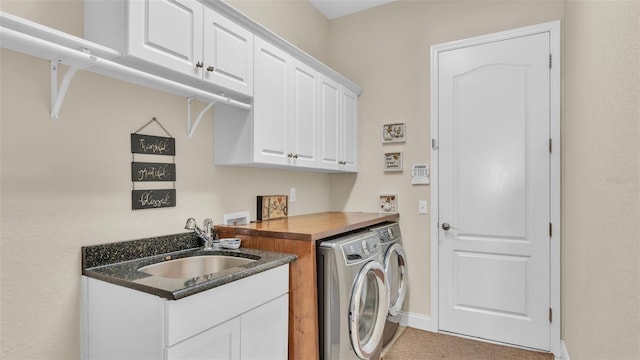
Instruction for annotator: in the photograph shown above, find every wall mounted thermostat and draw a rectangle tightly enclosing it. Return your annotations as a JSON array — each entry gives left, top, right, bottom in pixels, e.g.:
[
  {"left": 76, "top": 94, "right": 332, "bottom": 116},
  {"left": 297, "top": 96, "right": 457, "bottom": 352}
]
[{"left": 411, "top": 164, "right": 430, "bottom": 185}]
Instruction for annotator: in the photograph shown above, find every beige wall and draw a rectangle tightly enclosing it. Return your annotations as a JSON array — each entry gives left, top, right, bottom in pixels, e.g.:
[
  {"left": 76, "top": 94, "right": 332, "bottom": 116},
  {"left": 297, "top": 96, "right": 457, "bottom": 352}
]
[
  {"left": 2, "top": 0, "right": 639, "bottom": 359},
  {"left": 0, "top": 1, "right": 330, "bottom": 359},
  {"left": 328, "top": 0, "right": 639, "bottom": 358},
  {"left": 327, "top": 0, "right": 564, "bottom": 319},
  {"left": 563, "top": 1, "right": 640, "bottom": 358}
]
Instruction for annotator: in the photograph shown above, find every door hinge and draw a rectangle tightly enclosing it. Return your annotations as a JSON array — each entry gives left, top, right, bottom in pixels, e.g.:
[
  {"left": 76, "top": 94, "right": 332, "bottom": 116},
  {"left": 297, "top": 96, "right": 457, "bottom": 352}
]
[
  {"left": 432, "top": 139, "right": 438, "bottom": 149},
  {"left": 549, "top": 54, "right": 552, "bottom": 69},
  {"left": 549, "top": 308, "right": 553, "bottom": 323},
  {"left": 549, "top": 223, "right": 553, "bottom": 237},
  {"left": 549, "top": 139, "right": 552, "bottom": 153}
]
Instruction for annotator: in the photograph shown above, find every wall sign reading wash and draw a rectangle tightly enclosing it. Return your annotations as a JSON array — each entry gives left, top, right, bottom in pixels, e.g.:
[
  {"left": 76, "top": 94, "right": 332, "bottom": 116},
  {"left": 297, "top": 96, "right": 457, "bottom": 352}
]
[{"left": 131, "top": 118, "right": 176, "bottom": 210}]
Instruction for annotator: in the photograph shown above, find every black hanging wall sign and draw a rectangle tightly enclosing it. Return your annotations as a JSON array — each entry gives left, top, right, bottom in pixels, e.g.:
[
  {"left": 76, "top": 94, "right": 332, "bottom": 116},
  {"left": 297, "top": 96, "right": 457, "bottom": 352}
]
[
  {"left": 131, "top": 117, "right": 177, "bottom": 210},
  {"left": 131, "top": 162, "right": 176, "bottom": 182},
  {"left": 132, "top": 189, "right": 176, "bottom": 210},
  {"left": 131, "top": 134, "right": 176, "bottom": 155}
]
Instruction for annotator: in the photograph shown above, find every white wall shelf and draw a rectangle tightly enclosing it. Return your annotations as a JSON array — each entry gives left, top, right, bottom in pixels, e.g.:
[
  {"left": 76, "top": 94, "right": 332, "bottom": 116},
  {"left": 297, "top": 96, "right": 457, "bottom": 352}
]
[{"left": 0, "top": 11, "right": 251, "bottom": 122}]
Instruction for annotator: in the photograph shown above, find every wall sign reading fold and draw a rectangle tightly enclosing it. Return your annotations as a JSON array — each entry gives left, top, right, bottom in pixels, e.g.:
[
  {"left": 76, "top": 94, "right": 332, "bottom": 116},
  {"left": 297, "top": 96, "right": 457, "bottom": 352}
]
[
  {"left": 131, "top": 162, "right": 176, "bottom": 182},
  {"left": 132, "top": 189, "right": 176, "bottom": 209},
  {"left": 131, "top": 134, "right": 176, "bottom": 155}
]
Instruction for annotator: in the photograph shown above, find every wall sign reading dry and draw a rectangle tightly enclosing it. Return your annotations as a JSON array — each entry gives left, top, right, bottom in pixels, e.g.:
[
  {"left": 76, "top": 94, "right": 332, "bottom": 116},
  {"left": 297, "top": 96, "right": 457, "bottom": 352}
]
[{"left": 131, "top": 117, "right": 176, "bottom": 210}]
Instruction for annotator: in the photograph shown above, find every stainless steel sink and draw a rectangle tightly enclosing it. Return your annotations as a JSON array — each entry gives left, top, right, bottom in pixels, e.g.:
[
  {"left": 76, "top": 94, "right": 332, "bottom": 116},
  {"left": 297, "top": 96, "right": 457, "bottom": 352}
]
[{"left": 138, "top": 255, "right": 258, "bottom": 279}]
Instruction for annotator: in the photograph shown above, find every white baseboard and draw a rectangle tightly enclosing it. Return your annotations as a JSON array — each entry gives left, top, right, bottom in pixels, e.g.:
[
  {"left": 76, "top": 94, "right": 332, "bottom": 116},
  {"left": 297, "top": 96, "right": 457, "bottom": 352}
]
[
  {"left": 556, "top": 340, "right": 570, "bottom": 360},
  {"left": 399, "top": 312, "right": 436, "bottom": 332}
]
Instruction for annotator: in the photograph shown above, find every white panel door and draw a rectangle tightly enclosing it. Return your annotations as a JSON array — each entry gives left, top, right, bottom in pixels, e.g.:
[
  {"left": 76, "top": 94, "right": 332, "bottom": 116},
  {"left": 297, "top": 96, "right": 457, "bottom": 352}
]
[
  {"left": 253, "top": 37, "right": 290, "bottom": 165},
  {"left": 290, "top": 59, "right": 319, "bottom": 168},
  {"left": 438, "top": 32, "right": 551, "bottom": 350},
  {"left": 203, "top": 8, "right": 253, "bottom": 96},
  {"left": 129, "top": 0, "right": 202, "bottom": 79}
]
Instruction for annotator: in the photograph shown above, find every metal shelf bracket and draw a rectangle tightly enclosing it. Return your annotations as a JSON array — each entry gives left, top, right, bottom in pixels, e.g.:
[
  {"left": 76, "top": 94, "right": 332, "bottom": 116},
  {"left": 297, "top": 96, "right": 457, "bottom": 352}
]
[
  {"left": 187, "top": 97, "right": 217, "bottom": 139},
  {"left": 49, "top": 50, "right": 97, "bottom": 119}
]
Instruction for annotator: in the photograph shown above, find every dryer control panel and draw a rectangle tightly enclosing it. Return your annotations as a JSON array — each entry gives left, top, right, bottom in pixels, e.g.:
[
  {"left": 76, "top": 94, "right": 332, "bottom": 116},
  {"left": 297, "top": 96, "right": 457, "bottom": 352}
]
[{"left": 341, "top": 233, "right": 380, "bottom": 263}]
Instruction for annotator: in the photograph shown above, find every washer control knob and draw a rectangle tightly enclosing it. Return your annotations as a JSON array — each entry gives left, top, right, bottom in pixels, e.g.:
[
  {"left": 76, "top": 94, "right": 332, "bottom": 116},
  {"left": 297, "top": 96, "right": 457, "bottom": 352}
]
[{"left": 361, "top": 239, "right": 371, "bottom": 256}]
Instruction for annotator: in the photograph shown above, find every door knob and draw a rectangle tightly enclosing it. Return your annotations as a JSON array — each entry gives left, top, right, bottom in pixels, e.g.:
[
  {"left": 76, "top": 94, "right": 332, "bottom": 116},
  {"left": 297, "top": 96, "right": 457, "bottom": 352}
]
[
  {"left": 195, "top": 61, "right": 203, "bottom": 68},
  {"left": 442, "top": 223, "right": 451, "bottom": 231},
  {"left": 206, "top": 66, "right": 215, "bottom": 72}
]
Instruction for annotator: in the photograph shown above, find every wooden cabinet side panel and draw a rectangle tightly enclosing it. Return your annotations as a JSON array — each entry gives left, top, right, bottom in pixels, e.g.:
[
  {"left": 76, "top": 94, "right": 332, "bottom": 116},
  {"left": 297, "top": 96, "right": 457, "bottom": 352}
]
[{"left": 217, "top": 230, "right": 318, "bottom": 360}]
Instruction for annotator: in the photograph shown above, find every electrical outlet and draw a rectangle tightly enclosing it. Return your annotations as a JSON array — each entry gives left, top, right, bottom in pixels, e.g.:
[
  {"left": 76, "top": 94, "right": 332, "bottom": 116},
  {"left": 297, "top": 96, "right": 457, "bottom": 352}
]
[
  {"left": 419, "top": 200, "right": 428, "bottom": 214},
  {"left": 290, "top": 187, "right": 296, "bottom": 202}
]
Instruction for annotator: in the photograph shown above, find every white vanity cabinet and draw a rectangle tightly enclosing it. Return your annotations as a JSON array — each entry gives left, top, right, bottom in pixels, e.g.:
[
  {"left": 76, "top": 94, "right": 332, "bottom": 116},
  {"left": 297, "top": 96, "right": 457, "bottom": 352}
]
[
  {"left": 84, "top": 0, "right": 253, "bottom": 97},
  {"left": 318, "top": 75, "right": 358, "bottom": 172},
  {"left": 82, "top": 265, "right": 289, "bottom": 360}
]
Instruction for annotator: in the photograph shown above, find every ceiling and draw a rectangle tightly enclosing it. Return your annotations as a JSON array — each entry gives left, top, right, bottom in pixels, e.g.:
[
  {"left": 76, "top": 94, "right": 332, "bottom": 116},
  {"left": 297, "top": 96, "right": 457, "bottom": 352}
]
[{"left": 308, "top": 0, "right": 396, "bottom": 19}]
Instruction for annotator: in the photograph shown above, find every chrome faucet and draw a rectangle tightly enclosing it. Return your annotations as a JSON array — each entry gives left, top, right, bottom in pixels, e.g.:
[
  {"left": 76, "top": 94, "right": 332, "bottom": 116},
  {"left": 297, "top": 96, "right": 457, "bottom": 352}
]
[{"left": 184, "top": 217, "right": 220, "bottom": 249}]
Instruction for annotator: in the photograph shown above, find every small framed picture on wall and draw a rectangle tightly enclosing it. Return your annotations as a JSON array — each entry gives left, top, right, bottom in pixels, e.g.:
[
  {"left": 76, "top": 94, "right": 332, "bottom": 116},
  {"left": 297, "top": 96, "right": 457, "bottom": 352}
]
[
  {"left": 382, "top": 123, "right": 406, "bottom": 143},
  {"left": 379, "top": 194, "right": 398, "bottom": 213},
  {"left": 384, "top": 152, "right": 403, "bottom": 172}
]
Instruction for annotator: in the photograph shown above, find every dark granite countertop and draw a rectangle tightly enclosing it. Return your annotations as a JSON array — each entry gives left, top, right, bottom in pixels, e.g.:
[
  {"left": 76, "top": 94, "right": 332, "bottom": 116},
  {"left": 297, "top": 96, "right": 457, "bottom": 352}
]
[{"left": 82, "top": 232, "right": 297, "bottom": 300}]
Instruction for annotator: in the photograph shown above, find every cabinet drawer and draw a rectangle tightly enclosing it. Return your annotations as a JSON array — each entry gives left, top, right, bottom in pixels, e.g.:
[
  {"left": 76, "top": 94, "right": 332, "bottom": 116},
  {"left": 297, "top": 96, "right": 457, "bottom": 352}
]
[{"left": 165, "top": 264, "right": 288, "bottom": 346}]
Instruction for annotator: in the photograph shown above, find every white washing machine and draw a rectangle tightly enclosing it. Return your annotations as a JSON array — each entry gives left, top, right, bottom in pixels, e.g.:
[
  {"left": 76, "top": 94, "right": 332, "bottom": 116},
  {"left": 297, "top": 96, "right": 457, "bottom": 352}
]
[
  {"left": 317, "top": 231, "right": 389, "bottom": 360},
  {"left": 369, "top": 222, "right": 408, "bottom": 347}
]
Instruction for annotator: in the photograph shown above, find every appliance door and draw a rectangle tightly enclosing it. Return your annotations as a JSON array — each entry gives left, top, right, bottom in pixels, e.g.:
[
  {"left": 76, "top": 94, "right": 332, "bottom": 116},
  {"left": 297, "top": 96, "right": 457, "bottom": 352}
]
[
  {"left": 384, "top": 243, "right": 408, "bottom": 316},
  {"left": 349, "top": 261, "right": 387, "bottom": 359}
]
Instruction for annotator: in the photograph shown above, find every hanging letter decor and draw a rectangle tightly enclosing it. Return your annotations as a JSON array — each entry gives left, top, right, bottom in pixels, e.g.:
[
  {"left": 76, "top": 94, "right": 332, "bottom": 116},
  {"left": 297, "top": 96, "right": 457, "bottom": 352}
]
[{"left": 131, "top": 117, "right": 177, "bottom": 210}]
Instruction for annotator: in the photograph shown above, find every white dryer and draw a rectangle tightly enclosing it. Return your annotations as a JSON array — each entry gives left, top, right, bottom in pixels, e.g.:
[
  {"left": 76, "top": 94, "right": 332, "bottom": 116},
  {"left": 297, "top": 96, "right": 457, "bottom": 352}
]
[
  {"left": 369, "top": 222, "right": 408, "bottom": 346},
  {"left": 317, "top": 231, "right": 388, "bottom": 360}
]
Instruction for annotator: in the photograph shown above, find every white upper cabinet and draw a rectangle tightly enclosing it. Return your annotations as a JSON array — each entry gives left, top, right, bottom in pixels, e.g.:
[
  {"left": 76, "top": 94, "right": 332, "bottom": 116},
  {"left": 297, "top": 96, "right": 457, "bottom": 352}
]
[
  {"left": 215, "top": 37, "right": 322, "bottom": 170},
  {"left": 319, "top": 75, "right": 358, "bottom": 172},
  {"left": 85, "top": 0, "right": 253, "bottom": 97},
  {"left": 83, "top": 0, "right": 359, "bottom": 172}
]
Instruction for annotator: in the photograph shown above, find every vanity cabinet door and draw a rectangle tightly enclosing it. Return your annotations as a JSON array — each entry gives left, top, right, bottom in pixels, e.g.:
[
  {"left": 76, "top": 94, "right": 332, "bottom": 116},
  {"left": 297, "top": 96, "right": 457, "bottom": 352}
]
[
  {"left": 241, "top": 294, "right": 289, "bottom": 360},
  {"left": 128, "top": 0, "right": 203, "bottom": 78},
  {"left": 166, "top": 318, "right": 240, "bottom": 360}
]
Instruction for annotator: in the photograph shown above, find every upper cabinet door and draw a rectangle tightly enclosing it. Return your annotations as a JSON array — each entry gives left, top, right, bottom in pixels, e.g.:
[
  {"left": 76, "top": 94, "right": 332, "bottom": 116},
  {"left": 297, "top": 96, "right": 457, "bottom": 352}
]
[
  {"left": 128, "top": 0, "right": 203, "bottom": 79},
  {"left": 203, "top": 9, "right": 254, "bottom": 96},
  {"left": 253, "top": 37, "right": 290, "bottom": 165},
  {"left": 289, "top": 59, "right": 319, "bottom": 168},
  {"left": 340, "top": 87, "right": 358, "bottom": 172},
  {"left": 318, "top": 75, "right": 341, "bottom": 171}
]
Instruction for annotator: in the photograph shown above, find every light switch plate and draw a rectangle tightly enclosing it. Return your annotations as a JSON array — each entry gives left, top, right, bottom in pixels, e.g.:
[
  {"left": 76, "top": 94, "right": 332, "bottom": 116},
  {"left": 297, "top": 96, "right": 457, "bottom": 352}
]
[{"left": 418, "top": 200, "right": 428, "bottom": 214}]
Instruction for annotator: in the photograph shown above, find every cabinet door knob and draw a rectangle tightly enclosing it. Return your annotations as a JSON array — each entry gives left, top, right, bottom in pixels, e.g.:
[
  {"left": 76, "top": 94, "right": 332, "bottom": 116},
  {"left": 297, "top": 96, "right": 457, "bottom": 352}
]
[
  {"left": 206, "top": 66, "right": 215, "bottom": 72},
  {"left": 195, "top": 61, "right": 204, "bottom": 68},
  {"left": 287, "top": 153, "right": 293, "bottom": 158},
  {"left": 293, "top": 153, "right": 299, "bottom": 159}
]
